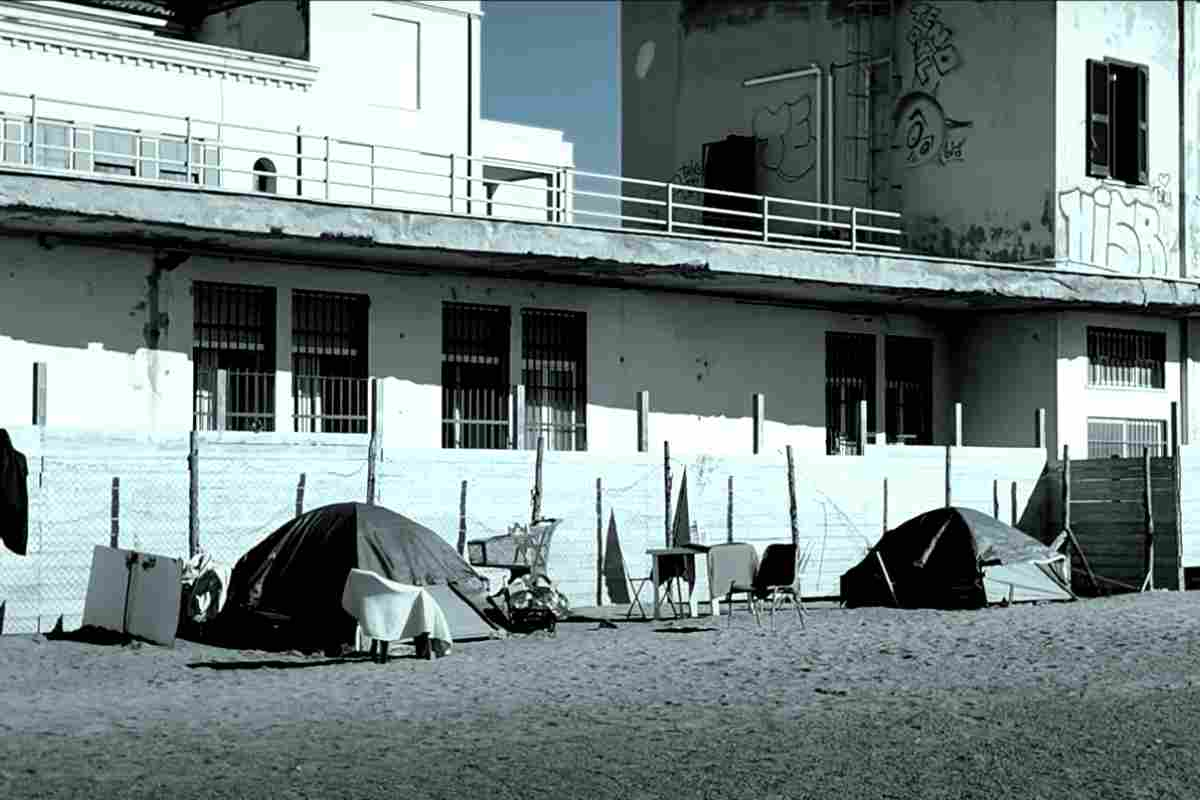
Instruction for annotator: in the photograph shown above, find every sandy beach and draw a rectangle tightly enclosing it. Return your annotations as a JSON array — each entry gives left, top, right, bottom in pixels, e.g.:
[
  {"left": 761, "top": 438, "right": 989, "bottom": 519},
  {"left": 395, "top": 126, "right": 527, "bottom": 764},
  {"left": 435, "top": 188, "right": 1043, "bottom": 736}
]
[{"left": 2, "top": 592, "right": 1200, "bottom": 800}]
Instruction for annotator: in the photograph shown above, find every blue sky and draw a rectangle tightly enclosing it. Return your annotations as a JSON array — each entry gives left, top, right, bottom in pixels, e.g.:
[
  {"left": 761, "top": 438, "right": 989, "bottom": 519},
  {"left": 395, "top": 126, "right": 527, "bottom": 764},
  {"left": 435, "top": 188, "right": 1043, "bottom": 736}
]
[{"left": 481, "top": 0, "right": 620, "bottom": 177}]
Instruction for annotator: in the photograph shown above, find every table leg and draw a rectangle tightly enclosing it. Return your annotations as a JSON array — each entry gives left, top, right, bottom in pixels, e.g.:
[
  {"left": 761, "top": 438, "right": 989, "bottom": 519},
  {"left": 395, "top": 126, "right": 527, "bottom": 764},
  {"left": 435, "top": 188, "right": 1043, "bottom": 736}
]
[{"left": 651, "top": 555, "right": 661, "bottom": 621}]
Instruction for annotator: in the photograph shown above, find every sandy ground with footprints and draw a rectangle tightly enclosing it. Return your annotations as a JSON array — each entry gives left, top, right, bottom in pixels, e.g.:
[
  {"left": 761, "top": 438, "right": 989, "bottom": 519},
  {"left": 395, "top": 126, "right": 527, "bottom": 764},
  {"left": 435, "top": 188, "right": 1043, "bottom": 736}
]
[{"left": 2, "top": 592, "right": 1200, "bottom": 800}]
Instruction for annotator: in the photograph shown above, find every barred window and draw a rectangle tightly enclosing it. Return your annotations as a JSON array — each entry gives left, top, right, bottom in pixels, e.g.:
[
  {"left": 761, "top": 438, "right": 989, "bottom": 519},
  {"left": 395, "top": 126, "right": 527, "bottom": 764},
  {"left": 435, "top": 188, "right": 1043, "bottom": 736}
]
[
  {"left": 1087, "top": 417, "right": 1166, "bottom": 458},
  {"left": 885, "top": 336, "right": 932, "bottom": 445},
  {"left": 442, "top": 303, "right": 511, "bottom": 449},
  {"left": 1087, "top": 327, "right": 1165, "bottom": 388},
  {"left": 193, "top": 282, "right": 276, "bottom": 432},
  {"left": 522, "top": 308, "right": 587, "bottom": 452},
  {"left": 293, "top": 290, "right": 370, "bottom": 434},
  {"left": 826, "top": 332, "right": 875, "bottom": 455}
]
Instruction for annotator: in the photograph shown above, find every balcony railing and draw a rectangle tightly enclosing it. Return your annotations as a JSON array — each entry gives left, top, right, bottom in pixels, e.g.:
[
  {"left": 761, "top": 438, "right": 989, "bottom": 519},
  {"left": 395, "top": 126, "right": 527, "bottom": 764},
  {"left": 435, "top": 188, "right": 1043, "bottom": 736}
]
[
  {"left": 293, "top": 374, "right": 369, "bottom": 434},
  {"left": 0, "top": 90, "right": 903, "bottom": 254},
  {"left": 193, "top": 368, "right": 276, "bottom": 433}
]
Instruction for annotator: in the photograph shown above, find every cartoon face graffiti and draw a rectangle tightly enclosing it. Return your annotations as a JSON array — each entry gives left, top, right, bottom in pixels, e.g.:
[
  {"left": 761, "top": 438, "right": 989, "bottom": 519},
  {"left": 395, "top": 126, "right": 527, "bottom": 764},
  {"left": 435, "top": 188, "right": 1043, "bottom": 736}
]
[{"left": 892, "top": 91, "right": 972, "bottom": 168}]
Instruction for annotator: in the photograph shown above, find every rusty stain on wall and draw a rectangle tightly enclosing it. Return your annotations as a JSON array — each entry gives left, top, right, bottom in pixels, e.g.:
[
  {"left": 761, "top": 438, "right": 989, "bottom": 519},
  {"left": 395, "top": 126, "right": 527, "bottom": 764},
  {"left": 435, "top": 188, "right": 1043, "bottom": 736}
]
[{"left": 907, "top": 217, "right": 1053, "bottom": 263}]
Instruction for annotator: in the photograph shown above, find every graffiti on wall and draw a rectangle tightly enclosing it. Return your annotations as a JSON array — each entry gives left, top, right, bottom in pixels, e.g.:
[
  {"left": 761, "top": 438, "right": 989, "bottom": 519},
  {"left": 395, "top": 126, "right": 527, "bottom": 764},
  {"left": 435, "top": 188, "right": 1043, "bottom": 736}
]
[
  {"left": 751, "top": 95, "right": 817, "bottom": 182},
  {"left": 1152, "top": 173, "right": 1173, "bottom": 207},
  {"left": 894, "top": 2, "right": 973, "bottom": 168},
  {"left": 1058, "top": 186, "right": 1170, "bottom": 275}
]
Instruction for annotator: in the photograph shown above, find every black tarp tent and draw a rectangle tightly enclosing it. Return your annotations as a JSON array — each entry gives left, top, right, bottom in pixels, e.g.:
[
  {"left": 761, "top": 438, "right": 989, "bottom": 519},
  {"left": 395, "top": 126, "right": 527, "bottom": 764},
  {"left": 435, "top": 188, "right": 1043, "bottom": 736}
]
[
  {"left": 215, "top": 502, "right": 497, "bottom": 652},
  {"left": 840, "top": 506, "right": 1073, "bottom": 609},
  {"left": 0, "top": 429, "right": 29, "bottom": 556}
]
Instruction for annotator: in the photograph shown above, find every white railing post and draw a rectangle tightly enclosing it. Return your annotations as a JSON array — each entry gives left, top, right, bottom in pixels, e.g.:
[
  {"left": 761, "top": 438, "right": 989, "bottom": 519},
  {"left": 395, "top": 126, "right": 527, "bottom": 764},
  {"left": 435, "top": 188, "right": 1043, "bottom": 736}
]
[
  {"left": 28, "top": 94, "right": 36, "bottom": 167},
  {"left": 448, "top": 154, "right": 455, "bottom": 213},
  {"left": 184, "top": 116, "right": 192, "bottom": 180},
  {"left": 323, "top": 136, "right": 330, "bottom": 200},
  {"left": 762, "top": 195, "right": 770, "bottom": 242},
  {"left": 666, "top": 183, "right": 675, "bottom": 233},
  {"left": 851, "top": 207, "right": 859, "bottom": 251},
  {"left": 370, "top": 144, "right": 376, "bottom": 206}
]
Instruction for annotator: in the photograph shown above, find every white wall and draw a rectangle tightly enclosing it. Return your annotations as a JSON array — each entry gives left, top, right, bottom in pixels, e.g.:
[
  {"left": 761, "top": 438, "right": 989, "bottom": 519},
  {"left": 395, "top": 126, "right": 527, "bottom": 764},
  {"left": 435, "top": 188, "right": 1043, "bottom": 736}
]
[
  {"left": 0, "top": 236, "right": 958, "bottom": 458},
  {"left": 1054, "top": 0, "right": 1181, "bottom": 277}
]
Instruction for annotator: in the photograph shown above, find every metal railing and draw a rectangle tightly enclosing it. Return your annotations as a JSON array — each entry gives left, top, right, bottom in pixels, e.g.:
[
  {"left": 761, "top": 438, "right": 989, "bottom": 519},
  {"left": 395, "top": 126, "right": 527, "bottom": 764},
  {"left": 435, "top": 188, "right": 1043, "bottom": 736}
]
[
  {"left": 193, "top": 368, "right": 276, "bottom": 433},
  {"left": 0, "top": 90, "right": 904, "bottom": 253},
  {"left": 293, "top": 374, "right": 369, "bottom": 434}
]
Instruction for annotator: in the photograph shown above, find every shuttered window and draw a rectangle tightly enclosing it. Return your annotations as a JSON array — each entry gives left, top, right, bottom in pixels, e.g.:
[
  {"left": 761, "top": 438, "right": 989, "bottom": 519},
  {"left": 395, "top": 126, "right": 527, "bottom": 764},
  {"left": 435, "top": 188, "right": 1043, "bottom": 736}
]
[{"left": 1086, "top": 58, "right": 1148, "bottom": 185}]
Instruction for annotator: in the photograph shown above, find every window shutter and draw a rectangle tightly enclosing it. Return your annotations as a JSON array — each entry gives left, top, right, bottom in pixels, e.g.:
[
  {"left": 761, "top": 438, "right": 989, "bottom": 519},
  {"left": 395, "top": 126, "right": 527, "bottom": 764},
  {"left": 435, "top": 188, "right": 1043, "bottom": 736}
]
[
  {"left": 1137, "top": 64, "right": 1149, "bottom": 184},
  {"left": 1086, "top": 59, "right": 1110, "bottom": 178}
]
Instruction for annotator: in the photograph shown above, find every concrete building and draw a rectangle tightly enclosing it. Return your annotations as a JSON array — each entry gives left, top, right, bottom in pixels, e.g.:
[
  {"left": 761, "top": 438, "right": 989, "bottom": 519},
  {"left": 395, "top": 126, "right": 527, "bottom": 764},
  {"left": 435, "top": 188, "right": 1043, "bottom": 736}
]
[{"left": 622, "top": 0, "right": 1200, "bottom": 462}]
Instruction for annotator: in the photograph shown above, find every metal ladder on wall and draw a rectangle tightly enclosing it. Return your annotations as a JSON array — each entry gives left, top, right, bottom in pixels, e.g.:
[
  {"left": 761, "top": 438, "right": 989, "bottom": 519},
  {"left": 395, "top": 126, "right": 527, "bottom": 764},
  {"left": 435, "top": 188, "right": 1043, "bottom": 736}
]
[{"left": 838, "top": 0, "right": 898, "bottom": 219}]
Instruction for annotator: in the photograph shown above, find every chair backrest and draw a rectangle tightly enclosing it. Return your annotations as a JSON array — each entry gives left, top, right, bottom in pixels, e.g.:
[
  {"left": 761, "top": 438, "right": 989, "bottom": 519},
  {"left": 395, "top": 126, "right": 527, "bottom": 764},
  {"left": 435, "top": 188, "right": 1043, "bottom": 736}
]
[
  {"left": 754, "top": 543, "right": 798, "bottom": 592},
  {"left": 707, "top": 543, "right": 759, "bottom": 595},
  {"left": 527, "top": 518, "right": 560, "bottom": 575}
]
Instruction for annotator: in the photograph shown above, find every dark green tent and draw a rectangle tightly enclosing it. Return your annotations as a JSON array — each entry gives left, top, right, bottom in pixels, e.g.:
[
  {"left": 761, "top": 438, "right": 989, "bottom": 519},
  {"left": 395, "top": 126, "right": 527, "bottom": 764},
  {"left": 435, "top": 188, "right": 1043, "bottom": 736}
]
[
  {"left": 840, "top": 506, "right": 1073, "bottom": 609},
  {"left": 217, "top": 502, "right": 495, "bottom": 652}
]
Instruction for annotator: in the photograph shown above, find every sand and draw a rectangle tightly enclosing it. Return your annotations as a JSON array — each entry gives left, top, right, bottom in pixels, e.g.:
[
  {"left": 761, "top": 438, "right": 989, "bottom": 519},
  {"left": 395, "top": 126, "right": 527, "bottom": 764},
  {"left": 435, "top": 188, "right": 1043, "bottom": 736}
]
[{"left": 2, "top": 593, "right": 1200, "bottom": 800}]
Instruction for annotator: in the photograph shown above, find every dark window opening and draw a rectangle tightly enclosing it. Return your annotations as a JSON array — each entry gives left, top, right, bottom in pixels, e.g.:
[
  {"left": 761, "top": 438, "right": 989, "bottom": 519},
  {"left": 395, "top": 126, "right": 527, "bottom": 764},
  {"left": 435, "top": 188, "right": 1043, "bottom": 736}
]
[
  {"left": 885, "top": 336, "right": 933, "bottom": 445},
  {"left": 1087, "top": 417, "right": 1166, "bottom": 458},
  {"left": 254, "top": 157, "right": 278, "bottom": 193},
  {"left": 193, "top": 282, "right": 277, "bottom": 432},
  {"left": 1087, "top": 327, "right": 1165, "bottom": 388},
  {"left": 522, "top": 308, "right": 587, "bottom": 452},
  {"left": 701, "top": 135, "right": 761, "bottom": 236},
  {"left": 1086, "top": 58, "right": 1148, "bottom": 185},
  {"left": 442, "top": 303, "right": 511, "bottom": 449},
  {"left": 826, "top": 332, "right": 876, "bottom": 455},
  {"left": 292, "top": 290, "right": 369, "bottom": 434}
]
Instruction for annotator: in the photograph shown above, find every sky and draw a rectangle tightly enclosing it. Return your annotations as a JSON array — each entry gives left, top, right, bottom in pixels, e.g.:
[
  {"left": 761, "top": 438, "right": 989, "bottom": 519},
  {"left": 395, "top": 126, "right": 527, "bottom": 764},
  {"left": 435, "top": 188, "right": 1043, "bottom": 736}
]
[{"left": 481, "top": 0, "right": 620, "bottom": 178}]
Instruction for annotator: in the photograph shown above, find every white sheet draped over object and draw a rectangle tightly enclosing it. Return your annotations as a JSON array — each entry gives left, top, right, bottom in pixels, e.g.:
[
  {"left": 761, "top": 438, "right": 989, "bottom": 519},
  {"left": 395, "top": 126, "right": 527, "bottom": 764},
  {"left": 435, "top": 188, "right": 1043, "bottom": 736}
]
[{"left": 341, "top": 568, "right": 453, "bottom": 653}]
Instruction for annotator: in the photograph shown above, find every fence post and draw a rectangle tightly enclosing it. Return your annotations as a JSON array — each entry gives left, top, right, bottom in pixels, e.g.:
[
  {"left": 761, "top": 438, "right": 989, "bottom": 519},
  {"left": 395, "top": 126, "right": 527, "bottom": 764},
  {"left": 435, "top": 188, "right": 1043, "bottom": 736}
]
[
  {"left": 882, "top": 477, "right": 889, "bottom": 534},
  {"left": 637, "top": 390, "right": 649, "bottom": 453},
  {"left": 188, "top": 431, "right": 199, "bottom": 559},
  {"left": 531, "top": 434, "right": 544, "bottom": 525},
  {"left": 944, "top": 444, "right": 952, "bottom": 508},
  {"left": 215, "top": 369, "right": 228, "bottom": 432},
  {"left": 110, "top": 477, "right": 120, "bottom": 549},
  {"left": 663, "top": 441, "right": 672, "bottom": 548},
  {"left": 32, "top": 362, "right": 47, "bottom": 426},
  {"left": 954, "top": 402, "right": 963, "bottom": 447},
  {"left": 1173, "top": 401, "right": 1184, "bottom": 590},
  {"left": 595, "top": 477, "right": 603, "bottom": 606},
  {"left": 1035, "top": 408, "right": 1046, "bottom": 453},
  {"left": 752, "top": 393, "right": 765, "bottom": 455},
  {"left": 295, "top": 473, "right": 306, "bottom": 517},
  {"left": 857, "top": 399, "right": 868, "bottom": 455},
  {"left": 993, "top": 479, "right": 999, "bottom": 519},
  {"left": 727, "top": 476, "right": 734, "bottom": 544},
  {"left": 366, "top": 378, "right": 379, "bottom": 506},
  {"left": 512, "top": 385, "right": 527, "bottom": 450},
  {"left": 1011, "top": 481, "right": 1018, "bottom": 528},
  {"left": 457, "top": 480, "right": 468, "bottom": 557},
  {"left": 1143, "top": 448, "right": 1154, "bottom": 591},
  {"left": 786, "top": 444, "right": 799, "bottom": 547}
]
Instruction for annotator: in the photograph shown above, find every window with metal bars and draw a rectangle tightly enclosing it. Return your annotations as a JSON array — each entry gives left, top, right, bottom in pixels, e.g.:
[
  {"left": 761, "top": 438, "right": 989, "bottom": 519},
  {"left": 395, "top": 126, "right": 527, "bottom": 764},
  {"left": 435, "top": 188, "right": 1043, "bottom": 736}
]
[
  {"left": 193, "top": 282, "right": 277, "bottom": 432},
  {"left": 885, "top": 336, "right": 933, "bottom": 445},
  {"left": 442, "top": 303, "right": 511, "bottom": 449},
  {"left": 522, "top": 308, "right": 587, "bottom": 452},
  {"left": 292, "top": 290, "right": 370, "bottom": 434},
  {"left": 826, "top": 332, "right": 876, "bottom": 455},
  {"left": 1087, "top": 417, "right": 1166, "bottom": 458},
  {"left": 1087, "top": 327, "right": 1165, "bottom": 388}
]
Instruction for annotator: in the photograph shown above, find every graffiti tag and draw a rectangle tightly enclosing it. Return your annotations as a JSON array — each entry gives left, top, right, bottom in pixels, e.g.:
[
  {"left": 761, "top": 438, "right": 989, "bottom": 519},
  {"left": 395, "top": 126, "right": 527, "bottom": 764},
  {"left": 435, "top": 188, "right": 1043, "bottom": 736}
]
[
  {"left": 1058, "top": 186, "right": 1170, "bottom": 275},
  {"left": 1152, "top": 173, "right": 1173, "bottom": 207},
  {"left": 894, "top": 2, "right": 971, "bottom": 169},
  {"left": 751, "top": 95, "right": 817, "bottom": 182},
  {"left": 908, "top": 3, "right": 961, "bottom": 92}
]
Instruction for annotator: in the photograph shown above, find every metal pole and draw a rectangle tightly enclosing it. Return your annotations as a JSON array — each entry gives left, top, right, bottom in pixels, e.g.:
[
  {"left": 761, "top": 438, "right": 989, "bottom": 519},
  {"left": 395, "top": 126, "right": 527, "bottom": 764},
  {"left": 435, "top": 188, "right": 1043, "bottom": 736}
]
[
  {"left": 188, "top": 431, "right": 199, "bottom": 559},
  {"left": 370, "top": 144, "right": 377, "bottom": 206},
  {"left": 851, "top": 207, "right": 859, "bottom": 250},
  {"left": 323, "top": 136, "right": 331, "bottom": 200},
  {"left": 666, "top": 184, "right": 675, "bottom": 233},
  {"left": 448, "top": 154, "right": 455, "bottom": 213},
  {"left": 28, "top": 94, "right": 37, "bottom": 167},
  {"left": 184, "top": 117, "right": 192, "bottom": 180},
  {"left": 762, "top": 196, "right": 770, "bottom": 242}
]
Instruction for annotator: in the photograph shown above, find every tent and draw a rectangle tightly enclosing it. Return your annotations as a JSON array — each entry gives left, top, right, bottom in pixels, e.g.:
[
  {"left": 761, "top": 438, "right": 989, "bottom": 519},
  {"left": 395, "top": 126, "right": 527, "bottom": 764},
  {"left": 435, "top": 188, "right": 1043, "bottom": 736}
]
[
  {"left": 216, "top": 502, "right": 498, "bottom": 652},
  {"left": 840, "top": 506, "right": 1073, "bottom": 609}
]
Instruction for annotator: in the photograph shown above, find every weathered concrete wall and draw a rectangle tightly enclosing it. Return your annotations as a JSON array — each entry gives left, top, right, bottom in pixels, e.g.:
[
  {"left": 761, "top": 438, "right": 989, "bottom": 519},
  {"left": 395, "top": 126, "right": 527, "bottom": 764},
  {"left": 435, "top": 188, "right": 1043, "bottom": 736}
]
[
  {"left": 1054, "top": 0, "right": 1181, "bottom": 277},
  {"left": 950, "top": 312, "right": 1058, "bottom": 455},
  {"left": 1055, "top": 311, "right": 1182, "bottom": 458},
  {"left": 894, "top": 0, "right": 1056, "bottom": 262},
  {"left": 0, "top": 237, "right": 957, "bottom": 456},
  {"left": 0, "top": 425, "right": 1045, "bottom": 634},
  {"left": 1180, "top": 443, "right": 1200, "bottom": 569},
  {"left": 193, "top": 0, "right": 309, "bottom": 60}
]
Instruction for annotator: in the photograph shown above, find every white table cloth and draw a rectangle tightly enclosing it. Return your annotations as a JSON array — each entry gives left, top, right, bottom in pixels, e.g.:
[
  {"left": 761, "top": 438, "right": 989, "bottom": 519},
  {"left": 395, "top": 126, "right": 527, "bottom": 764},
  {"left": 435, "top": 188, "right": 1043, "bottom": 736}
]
[{"left": 340, "top": 568, "right": 453, "bottom": 652}]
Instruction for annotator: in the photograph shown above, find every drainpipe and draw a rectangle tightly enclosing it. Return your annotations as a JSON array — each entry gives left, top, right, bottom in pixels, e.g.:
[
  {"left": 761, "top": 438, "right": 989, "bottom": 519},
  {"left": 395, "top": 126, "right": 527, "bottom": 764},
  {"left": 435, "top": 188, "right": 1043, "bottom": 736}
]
[
  {"left": 826, "top": 70, "right": 835, "bottom": 209},
  {"left": 743, "top": 63, "right": 823, "bottom": 215}
]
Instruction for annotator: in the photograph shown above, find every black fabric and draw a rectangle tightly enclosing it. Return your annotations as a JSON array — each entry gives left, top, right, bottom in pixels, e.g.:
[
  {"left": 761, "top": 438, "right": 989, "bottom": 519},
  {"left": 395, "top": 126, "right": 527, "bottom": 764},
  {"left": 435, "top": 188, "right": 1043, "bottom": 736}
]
[
  {"left": 0, "top": 430, "right": 29, "bottom": 556},
  {"left": 840, "top": 507, "right": 1060, "bottom": 610},
  {"left": 217, "top": 502, "right": 487, "bottom": 653},
  {"left": 753, "top": 543, "right": 797, "bottom": 597}
]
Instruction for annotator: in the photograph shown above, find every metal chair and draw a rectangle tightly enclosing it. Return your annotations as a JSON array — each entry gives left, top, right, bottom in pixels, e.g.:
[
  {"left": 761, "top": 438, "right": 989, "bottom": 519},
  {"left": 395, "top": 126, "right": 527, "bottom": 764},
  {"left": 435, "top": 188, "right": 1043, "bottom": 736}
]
[
  {"left": 754, "top": 543, "right": 809, "bottom": 630},
  {"left": 706, "top": 543, "right": 760, "bottom": 626}
]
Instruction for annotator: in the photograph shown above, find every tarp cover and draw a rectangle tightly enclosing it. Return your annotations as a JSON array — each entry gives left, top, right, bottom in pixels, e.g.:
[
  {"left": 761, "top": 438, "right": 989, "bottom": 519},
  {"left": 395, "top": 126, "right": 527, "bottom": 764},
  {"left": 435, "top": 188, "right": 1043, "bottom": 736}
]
[
  {"left": 219, "top": 502, "right": 489, "bottom": 652},
  {"left": 840, "top": 506, "right": 1071, "bottom": 609},
  {"left": 0, "top": 429, "right": 29, "bottom": 556}
]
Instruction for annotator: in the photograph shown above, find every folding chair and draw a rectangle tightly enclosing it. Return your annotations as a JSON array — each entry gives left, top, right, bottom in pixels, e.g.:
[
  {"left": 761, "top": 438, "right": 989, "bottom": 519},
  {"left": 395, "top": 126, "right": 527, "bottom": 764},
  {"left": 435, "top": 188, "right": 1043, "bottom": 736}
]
[
  {"left": 706, "top": 543, "right": 760, "bottom": 626},
  {"left": 754, "top": 543, "right": 809, "bottom": 630}
]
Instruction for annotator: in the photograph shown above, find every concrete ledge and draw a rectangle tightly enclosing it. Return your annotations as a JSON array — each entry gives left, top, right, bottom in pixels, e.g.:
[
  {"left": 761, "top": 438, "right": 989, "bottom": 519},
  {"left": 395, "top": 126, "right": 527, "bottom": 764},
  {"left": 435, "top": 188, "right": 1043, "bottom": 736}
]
[{"left": 1, "top": 171, "right": 1199, "bottom": 313}]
